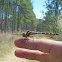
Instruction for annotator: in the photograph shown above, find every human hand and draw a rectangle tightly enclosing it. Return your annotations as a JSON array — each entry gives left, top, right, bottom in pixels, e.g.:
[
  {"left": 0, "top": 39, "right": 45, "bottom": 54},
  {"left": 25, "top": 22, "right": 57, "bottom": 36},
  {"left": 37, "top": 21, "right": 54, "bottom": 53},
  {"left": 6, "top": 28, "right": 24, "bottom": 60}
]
[{"left": 14, "top": 38, "right": 62, "bottom": 62}]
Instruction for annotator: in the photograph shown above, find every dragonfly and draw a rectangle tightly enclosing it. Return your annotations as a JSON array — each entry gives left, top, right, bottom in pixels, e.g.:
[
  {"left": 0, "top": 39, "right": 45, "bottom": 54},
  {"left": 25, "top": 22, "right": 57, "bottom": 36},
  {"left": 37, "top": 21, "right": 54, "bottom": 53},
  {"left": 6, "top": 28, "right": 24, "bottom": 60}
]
[{"left": 22, "top": 31, "right": 59, "bottom": 38}]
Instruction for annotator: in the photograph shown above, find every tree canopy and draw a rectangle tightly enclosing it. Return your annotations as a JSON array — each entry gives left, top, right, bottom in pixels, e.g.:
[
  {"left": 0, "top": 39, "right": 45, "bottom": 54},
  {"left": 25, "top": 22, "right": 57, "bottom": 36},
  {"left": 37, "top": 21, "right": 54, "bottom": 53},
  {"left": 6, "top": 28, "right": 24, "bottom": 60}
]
[
  {"left": 0, "top": 0, "right": 37, "bottom": 32},
  {"left": 0, "top": 0, "right": 62, "bottom": 33}
]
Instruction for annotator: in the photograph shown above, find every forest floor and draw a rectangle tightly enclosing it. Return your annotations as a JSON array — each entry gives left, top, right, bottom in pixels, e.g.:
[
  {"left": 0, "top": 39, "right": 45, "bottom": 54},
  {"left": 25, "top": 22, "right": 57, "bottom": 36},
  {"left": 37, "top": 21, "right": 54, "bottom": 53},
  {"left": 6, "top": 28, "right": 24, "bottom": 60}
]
[{"left": 0, "top": 32, "right": 61, "bottom": 62}]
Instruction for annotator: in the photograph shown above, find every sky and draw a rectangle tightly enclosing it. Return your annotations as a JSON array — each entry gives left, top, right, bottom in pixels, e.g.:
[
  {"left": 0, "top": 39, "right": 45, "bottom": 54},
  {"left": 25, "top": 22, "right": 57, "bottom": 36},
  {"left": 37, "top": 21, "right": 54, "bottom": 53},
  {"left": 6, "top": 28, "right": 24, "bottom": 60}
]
[{"left": 31, "top": 0, "right": 47, "bottom": 19}]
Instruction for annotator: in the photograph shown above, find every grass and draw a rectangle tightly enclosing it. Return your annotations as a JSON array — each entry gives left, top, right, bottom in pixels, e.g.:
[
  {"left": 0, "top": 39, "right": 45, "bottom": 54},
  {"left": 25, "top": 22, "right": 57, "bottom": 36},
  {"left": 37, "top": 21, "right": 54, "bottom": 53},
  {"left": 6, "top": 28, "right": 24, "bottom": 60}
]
[
  {"left": 0, "top": 32, "right": 38, "bottom": 62},
  {"left": 0, "top": 32, "right": 61, "bottom": 62}
]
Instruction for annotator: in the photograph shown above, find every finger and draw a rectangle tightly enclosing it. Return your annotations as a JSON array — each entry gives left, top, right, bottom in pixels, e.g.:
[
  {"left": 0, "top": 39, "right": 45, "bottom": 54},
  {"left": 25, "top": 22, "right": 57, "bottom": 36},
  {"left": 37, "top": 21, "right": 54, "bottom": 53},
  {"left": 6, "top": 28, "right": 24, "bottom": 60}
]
[
  {"left": 15, "top": 49, "right": 49, "bottom": 61},
  {"left": 15, "top": 38, "right": 55, "bottom": 53}
]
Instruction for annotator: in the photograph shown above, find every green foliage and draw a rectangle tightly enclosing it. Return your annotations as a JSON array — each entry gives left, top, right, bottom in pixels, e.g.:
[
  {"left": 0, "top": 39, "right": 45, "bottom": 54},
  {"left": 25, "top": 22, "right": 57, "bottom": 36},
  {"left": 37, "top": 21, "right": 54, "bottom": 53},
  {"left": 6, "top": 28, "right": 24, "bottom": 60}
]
[
  {"left": 46, "top": 0, "right": 62, "bottom": 16},
  {"left": 0, "top": 0, "right": 62, "bottom": 33},
  {"left": 0, "top": 0, "right": 37, "bottom": 32},
  {"left": 18, "top": 0, "right": 37, "bottom": 30},
  {"left": 42, "top": 0, "right": 62, "bottom": 33}
]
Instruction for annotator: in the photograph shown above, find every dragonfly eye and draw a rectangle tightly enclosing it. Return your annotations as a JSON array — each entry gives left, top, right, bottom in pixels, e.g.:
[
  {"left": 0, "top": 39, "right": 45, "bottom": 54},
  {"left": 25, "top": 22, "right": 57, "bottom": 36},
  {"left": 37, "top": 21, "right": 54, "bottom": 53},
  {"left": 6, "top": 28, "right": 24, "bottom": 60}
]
[{"left": 22, "top": 33, "right": 26, "bottom": 37}]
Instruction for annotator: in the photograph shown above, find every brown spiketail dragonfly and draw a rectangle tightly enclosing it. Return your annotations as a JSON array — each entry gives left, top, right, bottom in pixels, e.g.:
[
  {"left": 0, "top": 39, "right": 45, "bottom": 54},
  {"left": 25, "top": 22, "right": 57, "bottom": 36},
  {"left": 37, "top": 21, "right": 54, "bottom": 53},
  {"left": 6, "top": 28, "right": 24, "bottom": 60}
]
[
  {"left": 13, "top": 31, "right": 59, "bottom": 38},
  {"left": 22, "top": 31, "right": 59, "bottom": 38}
]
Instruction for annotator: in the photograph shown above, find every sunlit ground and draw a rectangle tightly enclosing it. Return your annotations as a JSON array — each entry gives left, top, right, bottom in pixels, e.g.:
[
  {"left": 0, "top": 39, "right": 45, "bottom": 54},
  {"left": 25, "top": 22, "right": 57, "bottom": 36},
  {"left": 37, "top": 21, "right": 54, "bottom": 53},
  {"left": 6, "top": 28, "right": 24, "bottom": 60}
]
[{"left": 0, "top": 32, "right": 61, "bottom": 62}]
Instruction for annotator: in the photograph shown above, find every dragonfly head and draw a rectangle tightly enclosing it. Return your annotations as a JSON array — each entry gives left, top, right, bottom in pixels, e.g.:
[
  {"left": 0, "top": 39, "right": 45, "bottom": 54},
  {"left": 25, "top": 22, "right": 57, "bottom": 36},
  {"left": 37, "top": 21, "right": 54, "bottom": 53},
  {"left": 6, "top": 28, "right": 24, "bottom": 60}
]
[{"left": 22, "top": 33, "right": 26, "bottom": 37}]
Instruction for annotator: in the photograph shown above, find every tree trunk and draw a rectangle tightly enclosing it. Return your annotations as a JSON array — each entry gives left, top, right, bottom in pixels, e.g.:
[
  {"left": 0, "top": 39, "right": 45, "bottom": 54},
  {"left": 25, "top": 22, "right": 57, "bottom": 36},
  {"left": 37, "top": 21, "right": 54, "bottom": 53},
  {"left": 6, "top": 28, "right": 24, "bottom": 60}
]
[{"left": 55, "top": 0, "right": 59, "bottom": 17}]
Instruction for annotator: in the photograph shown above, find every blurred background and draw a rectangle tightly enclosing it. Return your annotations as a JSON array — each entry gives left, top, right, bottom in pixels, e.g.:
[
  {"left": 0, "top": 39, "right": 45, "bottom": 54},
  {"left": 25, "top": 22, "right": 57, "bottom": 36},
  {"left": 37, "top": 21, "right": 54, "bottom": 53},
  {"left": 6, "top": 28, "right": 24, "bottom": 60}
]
[{"left": 0, "top": 0, "right": 62, "bottom": 62}]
